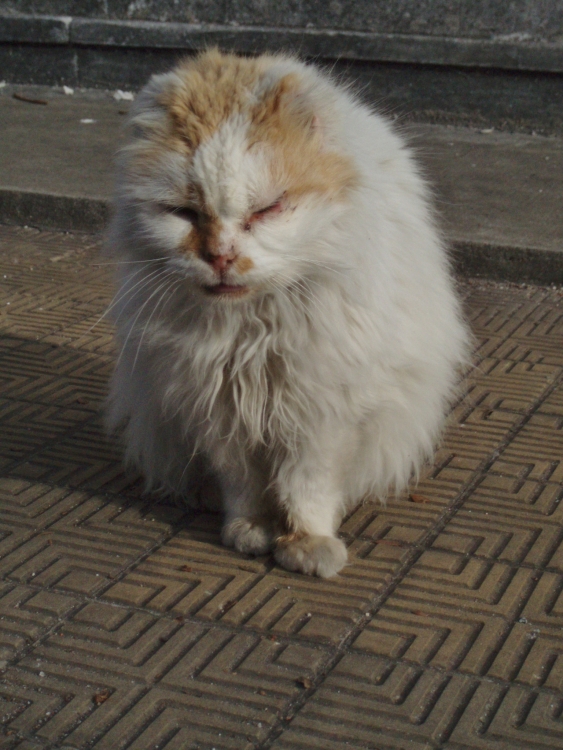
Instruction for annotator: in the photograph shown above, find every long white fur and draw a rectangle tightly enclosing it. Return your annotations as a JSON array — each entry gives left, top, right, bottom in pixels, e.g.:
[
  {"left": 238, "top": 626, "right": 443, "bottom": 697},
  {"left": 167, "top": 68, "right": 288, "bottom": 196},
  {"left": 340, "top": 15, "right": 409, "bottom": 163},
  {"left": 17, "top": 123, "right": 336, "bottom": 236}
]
[{"left": 106, "top": 54, "right": 470, "bottom": 578}]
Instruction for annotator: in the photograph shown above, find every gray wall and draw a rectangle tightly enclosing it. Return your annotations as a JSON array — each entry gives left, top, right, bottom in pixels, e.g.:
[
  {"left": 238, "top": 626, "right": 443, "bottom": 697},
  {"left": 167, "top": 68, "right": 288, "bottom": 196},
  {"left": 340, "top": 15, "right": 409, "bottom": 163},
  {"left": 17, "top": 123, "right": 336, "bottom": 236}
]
[
  {"left": 1, "top": 0, "right": 563, "bottom": 41},
  {"left": 1, "top": 1, "right": 562, "bottom": 134}
]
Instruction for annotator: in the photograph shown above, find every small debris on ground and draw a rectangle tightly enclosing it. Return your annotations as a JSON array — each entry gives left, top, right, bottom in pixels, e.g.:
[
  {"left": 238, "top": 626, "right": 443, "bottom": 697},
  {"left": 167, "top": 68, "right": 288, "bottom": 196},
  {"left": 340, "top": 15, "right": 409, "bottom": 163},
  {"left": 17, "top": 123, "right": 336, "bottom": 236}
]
[
  {"left": 113, "top": 90, "right": 135, "bottom": 101},
  {"left": 13, "top": 92, "right": 48, "bottom": 105},
  {"left": 409, "top": 493, "right": 431, "bottom": 503},
  {"left": 297, "top": 677, "right": 313, "bottom": 689},
  {"left": 93, "top": 689, "right": 111, "bottom": 705}
]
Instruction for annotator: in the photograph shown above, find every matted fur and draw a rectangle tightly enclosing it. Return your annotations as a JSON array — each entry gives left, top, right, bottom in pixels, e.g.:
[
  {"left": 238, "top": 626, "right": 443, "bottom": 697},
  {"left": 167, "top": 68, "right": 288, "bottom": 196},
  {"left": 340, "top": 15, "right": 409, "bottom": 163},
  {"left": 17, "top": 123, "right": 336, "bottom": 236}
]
[{"left": 106, "top": 50, "right": 470, "bottom": 578}]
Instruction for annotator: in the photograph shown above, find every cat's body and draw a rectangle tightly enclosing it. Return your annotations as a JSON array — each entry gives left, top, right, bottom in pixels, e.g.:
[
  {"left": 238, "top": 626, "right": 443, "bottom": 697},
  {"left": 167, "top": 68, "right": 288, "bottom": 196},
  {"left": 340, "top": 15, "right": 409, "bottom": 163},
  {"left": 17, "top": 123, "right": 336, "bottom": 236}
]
[{"left": 107, "top": 50, "right": 470, "bottom": 577}]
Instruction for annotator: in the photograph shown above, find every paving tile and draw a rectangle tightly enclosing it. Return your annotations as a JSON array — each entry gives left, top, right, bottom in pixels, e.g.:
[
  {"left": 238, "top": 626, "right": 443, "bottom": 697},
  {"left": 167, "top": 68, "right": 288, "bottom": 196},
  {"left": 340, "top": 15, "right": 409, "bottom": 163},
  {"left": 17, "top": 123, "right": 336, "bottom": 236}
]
[
  {"left": 432, "top": 478, "right": 563, "bottom": 569},
  {"left": 0, "top": 583, "right": 80, "bottom": 663},
  {"left": 352, "top": 549, "right": 537, "bottom": 675},
  {"left": 0, "top": 341, "right": 112, "bottom": 411},
  {"left": 0, "top": 607, "right": 329, "bottom": 748},
  {"left": 446, "top": 683, "right": 563, "bottom": 749},
  {"left": 0, "top": 227, "right": 563, "bottom": 747},
  {"left": 501, "top": 417, "right": 563, "bottom": 485},
  {"left": 271, "top": 652, "right": 476, "bottom": 749},
  {"left": 0, "top": 494, "right": 185, "bottom": 594},
  {"left": 272, "top": 654, "right": 563, "bottom": 749},
  {"left": 462, "top": 283, "right": 548, "bottom": 339},
  {"left": 0, "top": 479, "right": 94, "bottom": 531},
  {"left": 461, "top": 359, "right": 559, "bottom": 416},
  {"left": 9, "top": 420, "right": 140, "bottom": 494},
  {"left": 101, "top": 518, "right": 382, "bottom": 644}
]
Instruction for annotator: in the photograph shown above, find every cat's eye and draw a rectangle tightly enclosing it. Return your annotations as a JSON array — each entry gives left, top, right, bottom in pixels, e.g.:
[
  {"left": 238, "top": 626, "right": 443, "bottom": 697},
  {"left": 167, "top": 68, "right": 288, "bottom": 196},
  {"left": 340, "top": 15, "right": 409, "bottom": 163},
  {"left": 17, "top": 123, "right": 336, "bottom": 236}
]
[
  {"left": 160, "top": 204, "right": 199, "bottom": 224},
  {"left": 244, "top": 199, "right": 284, "bottom": 231}
]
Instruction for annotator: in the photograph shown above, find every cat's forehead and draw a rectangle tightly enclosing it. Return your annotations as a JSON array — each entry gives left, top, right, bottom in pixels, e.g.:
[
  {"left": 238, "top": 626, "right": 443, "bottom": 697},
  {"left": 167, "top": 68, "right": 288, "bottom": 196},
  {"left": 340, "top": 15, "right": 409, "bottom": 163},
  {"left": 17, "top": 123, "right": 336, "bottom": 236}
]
[
  {"left": 129, "top": 50, "right": 359, "bottom": 204},
  {"left": 158, "top": 51, "right": 276, "bottom": 153}
]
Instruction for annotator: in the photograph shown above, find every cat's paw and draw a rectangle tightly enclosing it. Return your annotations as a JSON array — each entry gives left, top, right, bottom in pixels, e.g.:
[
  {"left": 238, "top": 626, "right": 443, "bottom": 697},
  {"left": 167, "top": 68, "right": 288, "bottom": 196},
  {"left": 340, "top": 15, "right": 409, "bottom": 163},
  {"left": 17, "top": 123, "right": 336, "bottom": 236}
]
[
  {"left": 221, "top": 517, "right": 273, "bottom": 556},
  {"left": 274, "top": 534, "right": 348, "bottom": 578}
]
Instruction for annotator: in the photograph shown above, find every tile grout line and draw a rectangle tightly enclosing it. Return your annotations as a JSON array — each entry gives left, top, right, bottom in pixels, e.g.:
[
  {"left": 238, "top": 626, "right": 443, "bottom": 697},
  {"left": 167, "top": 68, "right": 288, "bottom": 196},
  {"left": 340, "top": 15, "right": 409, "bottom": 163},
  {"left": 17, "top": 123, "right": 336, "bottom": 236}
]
[
  {"left": 257, "top": 332, "right": 563, "bottom": 749},
  {"left": 1, "top": 307, "right": 554, "bottom": 746},
  {"left": 0, "top": 238, "right": 562, "bottom": 747}
]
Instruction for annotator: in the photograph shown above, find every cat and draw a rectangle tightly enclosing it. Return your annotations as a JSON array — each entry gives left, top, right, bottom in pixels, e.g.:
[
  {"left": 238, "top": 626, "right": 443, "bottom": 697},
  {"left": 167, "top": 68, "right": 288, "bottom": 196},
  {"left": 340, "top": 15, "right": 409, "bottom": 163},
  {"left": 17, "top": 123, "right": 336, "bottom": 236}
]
[{"left": 106, "top": 49, "right": 470, "bottom": 578}]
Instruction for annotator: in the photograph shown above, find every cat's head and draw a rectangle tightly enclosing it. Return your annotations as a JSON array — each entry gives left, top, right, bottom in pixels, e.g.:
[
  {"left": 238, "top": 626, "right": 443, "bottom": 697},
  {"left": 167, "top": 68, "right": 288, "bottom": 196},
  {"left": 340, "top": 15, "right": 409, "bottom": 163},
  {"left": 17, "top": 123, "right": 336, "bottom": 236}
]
[{"left": 113, "top": 50, "right": 359, "bottom": 302}]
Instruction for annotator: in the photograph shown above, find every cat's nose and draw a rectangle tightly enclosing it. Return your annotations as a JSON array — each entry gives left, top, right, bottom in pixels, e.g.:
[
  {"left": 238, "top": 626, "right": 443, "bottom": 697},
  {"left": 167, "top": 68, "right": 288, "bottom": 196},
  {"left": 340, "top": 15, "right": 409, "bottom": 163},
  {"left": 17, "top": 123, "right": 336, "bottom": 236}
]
[{"left": 202, "top": 248, "right": 237, "bottom": 272}]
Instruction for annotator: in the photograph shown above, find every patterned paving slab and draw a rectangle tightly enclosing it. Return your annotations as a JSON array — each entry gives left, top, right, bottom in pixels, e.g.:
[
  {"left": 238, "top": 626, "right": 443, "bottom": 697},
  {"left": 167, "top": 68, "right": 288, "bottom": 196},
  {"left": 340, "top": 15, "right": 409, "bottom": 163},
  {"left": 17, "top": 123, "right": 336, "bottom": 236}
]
[{"left": 0, "top": 223, "right": 562, "bottom": 749}]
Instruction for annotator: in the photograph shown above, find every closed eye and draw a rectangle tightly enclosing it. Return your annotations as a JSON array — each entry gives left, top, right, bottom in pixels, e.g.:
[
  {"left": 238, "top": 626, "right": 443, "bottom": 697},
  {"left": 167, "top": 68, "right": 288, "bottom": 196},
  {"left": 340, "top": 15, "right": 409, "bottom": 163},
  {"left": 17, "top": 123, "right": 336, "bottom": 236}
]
[
  {"left": 244, "top": 198, "right": 284, "bottom": 230},
  {"left": 160, "top": 204, "right": 199, "bottom": 224}
]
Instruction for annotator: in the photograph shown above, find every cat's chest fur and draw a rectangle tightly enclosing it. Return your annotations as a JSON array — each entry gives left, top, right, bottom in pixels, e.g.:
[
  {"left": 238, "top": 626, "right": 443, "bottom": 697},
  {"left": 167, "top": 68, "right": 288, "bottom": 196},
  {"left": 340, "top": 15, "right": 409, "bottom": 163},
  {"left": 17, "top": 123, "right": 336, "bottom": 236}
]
[{"left": 168, "top": 302, "right": 317, "bottom": 457}]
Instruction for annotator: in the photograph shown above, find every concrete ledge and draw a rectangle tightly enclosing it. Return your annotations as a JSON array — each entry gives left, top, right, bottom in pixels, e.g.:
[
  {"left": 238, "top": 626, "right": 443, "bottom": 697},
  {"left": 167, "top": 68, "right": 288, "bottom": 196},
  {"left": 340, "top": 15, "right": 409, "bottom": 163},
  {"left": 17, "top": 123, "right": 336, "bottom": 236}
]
[
  {"left": 0, "top": 189, "right": 110, "bottom": 233},
  {"left": 1, "top": 187, "right": 561, "bottom": 284},
  {"left": 1, "top": 90, "right": 562, "bottom": 284},
  {"left": 72, "top": 19, "right": 563, "bottom": 72},
  {"left": 452, "top": 242, "right": 563, "bottom": 285},
  {"left": 0, "top": 13, "right": 70, "bottom": 43},
  {"left": 1, "top": 14, "right": 563, "bottom": 73}
]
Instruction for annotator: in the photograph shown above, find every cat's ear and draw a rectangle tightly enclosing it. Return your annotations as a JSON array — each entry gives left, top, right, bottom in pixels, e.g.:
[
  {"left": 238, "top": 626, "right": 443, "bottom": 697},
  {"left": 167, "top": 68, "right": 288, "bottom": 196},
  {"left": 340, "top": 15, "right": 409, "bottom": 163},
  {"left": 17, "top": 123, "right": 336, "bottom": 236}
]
[{"left": 252, "top": 73, "right": 322, "bottom": 143}]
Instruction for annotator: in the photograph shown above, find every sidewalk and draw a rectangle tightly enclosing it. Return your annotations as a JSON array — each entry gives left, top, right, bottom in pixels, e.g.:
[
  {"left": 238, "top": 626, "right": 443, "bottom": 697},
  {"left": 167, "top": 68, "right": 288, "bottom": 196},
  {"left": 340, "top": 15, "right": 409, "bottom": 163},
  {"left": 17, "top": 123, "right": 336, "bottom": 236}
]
[
  {"left": 1, "top": 84, "right": 563, "bottom": 283},
  {"left": 0, "top": 222, "right": 562, "bottom": 749}
]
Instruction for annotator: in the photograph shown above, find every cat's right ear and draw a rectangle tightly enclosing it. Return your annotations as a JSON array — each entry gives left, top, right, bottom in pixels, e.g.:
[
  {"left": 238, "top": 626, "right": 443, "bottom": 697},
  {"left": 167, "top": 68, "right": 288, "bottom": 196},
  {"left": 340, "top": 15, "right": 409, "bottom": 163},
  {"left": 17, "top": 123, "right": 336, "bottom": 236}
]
[{"left": 252, "top": 73, "right": 321, "bottom": 142}]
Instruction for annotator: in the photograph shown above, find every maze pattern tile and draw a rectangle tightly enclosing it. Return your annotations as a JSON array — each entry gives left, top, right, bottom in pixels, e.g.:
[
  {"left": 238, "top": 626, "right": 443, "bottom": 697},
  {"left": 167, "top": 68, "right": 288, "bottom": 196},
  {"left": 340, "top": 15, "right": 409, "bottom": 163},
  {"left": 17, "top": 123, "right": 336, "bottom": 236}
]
[
  {"left": 0, "top": 609, "right": 329, "bottom": 749},
  {"left": 0, "top": 227, "right": 562, "bottom": 748},
  {"left": 352, "top": 549, "right": 538, "bottom": 673}
]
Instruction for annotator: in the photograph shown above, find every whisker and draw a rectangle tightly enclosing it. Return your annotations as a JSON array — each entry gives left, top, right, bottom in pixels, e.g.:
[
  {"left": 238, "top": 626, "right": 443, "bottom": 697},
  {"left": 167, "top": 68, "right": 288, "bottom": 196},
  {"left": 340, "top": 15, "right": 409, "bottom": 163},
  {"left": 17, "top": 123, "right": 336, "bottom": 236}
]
[
  {"left": 131, "top": 278, "right": 182, "bottom": 373},
  {"left": 272, "top": 271, "right": 331, "bottom": 318},
  {"left": 92, "top": 257, "right": 169, "bottom": 266},
  {"left": 88, "top": 266, "right": 170, "bottom": 332},
  {"left": 116, "top": 271, "right": 177, "bottom": 367},
  {"left": 285, "top": 253, "right": 350, "bottom": 276}
]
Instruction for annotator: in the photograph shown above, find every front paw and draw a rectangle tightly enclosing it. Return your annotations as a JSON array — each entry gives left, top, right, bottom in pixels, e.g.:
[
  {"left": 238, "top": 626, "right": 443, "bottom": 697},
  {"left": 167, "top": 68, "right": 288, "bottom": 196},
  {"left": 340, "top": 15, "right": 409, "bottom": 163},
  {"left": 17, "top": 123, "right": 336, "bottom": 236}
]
[
  {"left": 221, "top": 517, "right": 273, "bottom": 556},
  {"left": 274, "top": 534, "right": 348, "bottom": 578}
]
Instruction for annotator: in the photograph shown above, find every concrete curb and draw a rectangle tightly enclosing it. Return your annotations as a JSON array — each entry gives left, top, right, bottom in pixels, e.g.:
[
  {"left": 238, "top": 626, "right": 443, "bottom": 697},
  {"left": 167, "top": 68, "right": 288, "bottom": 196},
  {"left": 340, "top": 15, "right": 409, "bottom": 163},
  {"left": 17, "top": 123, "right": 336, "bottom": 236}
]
[
  {"left": 0, "top": 189, "right": 110, "bottom": 234},
  {"left": 1, "top": 189, "right": 561, "bottom": 285},
  {"left": 452, "top": 241, "right": 563, "bottom": 285},
  {"left": 1, "top": 88, "right": 561, "bottom": 285},
  {"left": 1, "top": 14, "right": 563, "bottom": 73}
]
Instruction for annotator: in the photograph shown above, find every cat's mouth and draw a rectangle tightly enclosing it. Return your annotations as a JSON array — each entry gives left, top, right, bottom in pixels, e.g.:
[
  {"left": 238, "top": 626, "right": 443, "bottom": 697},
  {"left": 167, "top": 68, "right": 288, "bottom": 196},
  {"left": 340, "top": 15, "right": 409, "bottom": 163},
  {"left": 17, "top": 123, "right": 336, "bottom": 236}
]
[{"left": 203, "top": 282, "right": 250, "bottom": 298}]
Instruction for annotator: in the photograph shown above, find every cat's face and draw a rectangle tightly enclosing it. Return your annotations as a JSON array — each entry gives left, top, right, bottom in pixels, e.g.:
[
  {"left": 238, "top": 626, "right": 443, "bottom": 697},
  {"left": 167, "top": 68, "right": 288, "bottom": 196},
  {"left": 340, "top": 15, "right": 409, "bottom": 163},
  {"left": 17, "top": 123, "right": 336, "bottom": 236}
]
[{"left": 116, "top": 51, "right": 358, "bottom": 302}]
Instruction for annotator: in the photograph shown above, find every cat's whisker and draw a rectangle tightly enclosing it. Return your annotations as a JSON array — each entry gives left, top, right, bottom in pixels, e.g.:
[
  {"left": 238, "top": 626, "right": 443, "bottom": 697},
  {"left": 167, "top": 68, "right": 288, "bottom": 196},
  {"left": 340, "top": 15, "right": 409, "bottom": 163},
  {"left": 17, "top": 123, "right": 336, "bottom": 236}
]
[
  {"left": 89, "top": 266, "right": 171, "bottom": 332},
  {"left": 177, "top": 441, "right": 201, "bottom": 491},
  {"left": 88, "top": 266, "right": 164, "bottom": 332},
  {"left": 92, "top": 257, "right": 169, "bottom": 266},
  {"left": 272, "top": 279, "right": 328, "bottom": 327},
  {"left": 131, "top": 277, "right": 181, "bottom": 374},
  {"left": 284, "top": 255, "right": 350, "bottom": 281},
  {"left": 286, "top": 254, "right": 349, "bottom": 274},
  {"left": 112, "top": 267, "right": 176, "bottom": 320},
  {"left": 272, "top": 272, "right": 332, "bottom": 318},
  {"left": 116, "top": 270, "right": 178, "bottom": 367}
]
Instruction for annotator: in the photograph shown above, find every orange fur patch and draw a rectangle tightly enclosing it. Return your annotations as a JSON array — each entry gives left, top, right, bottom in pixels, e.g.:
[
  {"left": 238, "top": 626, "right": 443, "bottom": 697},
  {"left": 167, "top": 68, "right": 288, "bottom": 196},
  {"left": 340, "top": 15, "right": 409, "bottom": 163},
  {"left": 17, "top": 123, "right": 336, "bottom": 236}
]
[
  {"left": 275, "top": 531, "right": 307, "bottom": 548},
  {"left": 181, "top": 215, "right": 222, "bottom": 260},
  {"left": 235, "top": 256, "right": 254, "bottom": 274},
  {"left": 157, "top": 50, "right": 358, "bottom": 203},
  {"left": 159, "top": 49, "right": 264, "bottom": 153},
  {"left": 248, "top": 74, "right": 359, "bottom": 202}
]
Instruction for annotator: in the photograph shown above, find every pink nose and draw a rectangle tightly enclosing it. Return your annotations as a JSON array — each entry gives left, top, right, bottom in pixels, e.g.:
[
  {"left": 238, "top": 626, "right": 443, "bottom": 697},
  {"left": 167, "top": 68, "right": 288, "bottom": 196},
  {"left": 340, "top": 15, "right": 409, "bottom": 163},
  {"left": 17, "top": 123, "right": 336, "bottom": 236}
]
[
  {"left": 202, "top": 247, "right": 237, "bottom": 272},
  {"left": 209, "top": 254, "right": 234, "bottom": 272}
]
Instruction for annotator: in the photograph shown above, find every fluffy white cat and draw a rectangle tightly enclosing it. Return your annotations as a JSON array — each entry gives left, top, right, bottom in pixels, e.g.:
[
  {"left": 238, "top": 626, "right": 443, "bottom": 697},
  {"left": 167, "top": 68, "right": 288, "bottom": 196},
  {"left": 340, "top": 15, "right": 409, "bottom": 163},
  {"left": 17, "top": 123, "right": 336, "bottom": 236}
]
[{"left": 106, "top": 49, "right": 470, "bottom": 577}]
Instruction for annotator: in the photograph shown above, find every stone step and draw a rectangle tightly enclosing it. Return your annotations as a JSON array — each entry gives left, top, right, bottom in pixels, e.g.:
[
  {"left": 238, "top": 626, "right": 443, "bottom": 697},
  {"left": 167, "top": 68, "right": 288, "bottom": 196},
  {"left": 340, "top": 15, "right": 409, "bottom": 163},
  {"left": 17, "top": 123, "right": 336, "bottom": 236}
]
[{"left": 1, "top": 84, "right": 562, "bottom": 284}]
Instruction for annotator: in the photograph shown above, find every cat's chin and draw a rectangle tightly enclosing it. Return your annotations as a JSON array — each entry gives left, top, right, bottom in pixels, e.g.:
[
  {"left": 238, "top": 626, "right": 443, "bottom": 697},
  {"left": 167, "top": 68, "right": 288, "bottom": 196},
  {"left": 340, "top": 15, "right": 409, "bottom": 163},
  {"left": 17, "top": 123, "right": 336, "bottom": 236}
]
[{"left": 203, "top": 283, "right": 251, "bottom": 299}]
